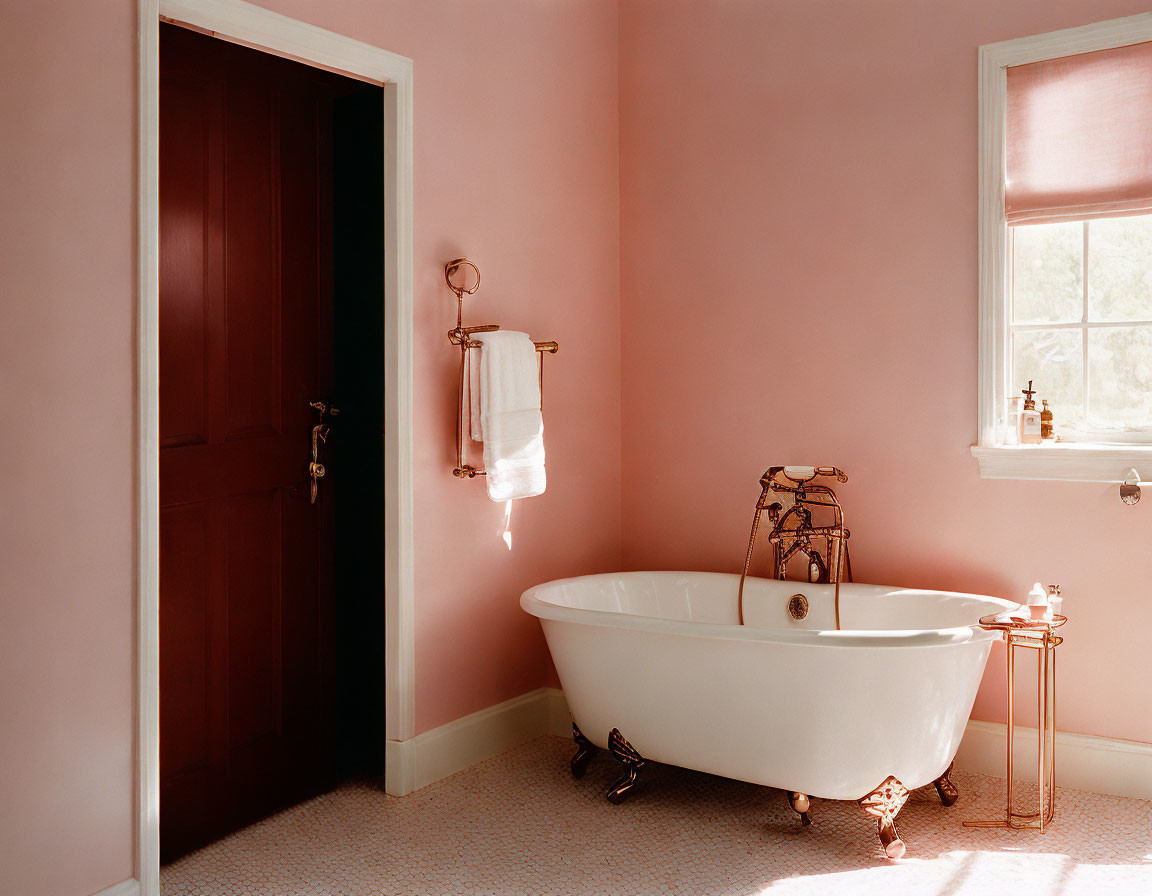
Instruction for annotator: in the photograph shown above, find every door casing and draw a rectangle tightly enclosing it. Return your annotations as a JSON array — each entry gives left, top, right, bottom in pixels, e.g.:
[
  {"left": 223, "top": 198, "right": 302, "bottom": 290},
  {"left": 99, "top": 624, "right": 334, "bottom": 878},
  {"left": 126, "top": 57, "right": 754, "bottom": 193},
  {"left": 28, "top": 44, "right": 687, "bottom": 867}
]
[{"left": 138, "top": 1, "right": 413, "bottom": 893}]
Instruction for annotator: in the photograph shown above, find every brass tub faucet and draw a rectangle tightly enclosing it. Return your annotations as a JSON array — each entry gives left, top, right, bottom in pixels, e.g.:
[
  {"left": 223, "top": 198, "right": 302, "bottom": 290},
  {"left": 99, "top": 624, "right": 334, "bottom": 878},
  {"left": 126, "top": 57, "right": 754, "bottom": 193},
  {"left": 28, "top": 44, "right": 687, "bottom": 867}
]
[{"left": 737, "top": 466, "right": 852, "bottom": 629}]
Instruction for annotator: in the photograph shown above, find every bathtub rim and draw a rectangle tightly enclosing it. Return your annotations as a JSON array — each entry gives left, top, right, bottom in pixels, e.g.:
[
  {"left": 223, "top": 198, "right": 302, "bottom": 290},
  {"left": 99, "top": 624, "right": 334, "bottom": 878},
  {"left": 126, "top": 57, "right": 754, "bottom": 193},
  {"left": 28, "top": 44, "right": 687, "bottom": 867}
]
[{"left": 521, "top": 571, "right": 1016, "bottom": 649}]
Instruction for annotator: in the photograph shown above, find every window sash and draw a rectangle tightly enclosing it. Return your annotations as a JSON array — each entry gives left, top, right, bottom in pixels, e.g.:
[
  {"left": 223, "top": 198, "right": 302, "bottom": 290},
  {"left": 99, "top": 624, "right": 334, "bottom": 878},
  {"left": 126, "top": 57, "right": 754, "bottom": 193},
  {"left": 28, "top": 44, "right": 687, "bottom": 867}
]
[{"left": 1008, "top": 220, "right": 1152, "bottom": 441}]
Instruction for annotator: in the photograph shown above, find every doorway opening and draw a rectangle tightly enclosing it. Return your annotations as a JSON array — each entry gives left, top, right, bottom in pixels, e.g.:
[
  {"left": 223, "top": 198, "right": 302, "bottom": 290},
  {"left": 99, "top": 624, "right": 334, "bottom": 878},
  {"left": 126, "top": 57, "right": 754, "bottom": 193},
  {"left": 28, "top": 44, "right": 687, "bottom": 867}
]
[{"left": 158, "top": 21, "right": 385, "bottom": 863}]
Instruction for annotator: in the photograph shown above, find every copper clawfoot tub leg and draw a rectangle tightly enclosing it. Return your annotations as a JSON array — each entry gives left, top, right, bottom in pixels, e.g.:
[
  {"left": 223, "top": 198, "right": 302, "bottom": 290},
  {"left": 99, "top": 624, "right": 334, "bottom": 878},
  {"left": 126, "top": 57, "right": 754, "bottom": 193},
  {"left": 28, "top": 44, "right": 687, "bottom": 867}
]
[
  {"left": 933, "top": 761, "right": 959, "bottom": 807},
  {"left": 570, "top": 723, "right": 596, "bottom": 779},
  {"left": 860, "top": 776, "right": 910, "bottom": 859},
  {"left": 787, "top": 791, "right": 812, "bottom": 825},
  {"left": 606, "top": 728, "right": 647, "bottom": 803}
]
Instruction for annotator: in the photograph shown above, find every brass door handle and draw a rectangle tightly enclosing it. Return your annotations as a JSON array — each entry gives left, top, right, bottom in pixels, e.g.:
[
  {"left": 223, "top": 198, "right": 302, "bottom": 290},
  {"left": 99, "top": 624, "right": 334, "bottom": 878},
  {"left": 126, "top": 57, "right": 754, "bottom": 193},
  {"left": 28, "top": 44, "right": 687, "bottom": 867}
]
[
  {"left": 310, "top": 424, "right": 327, "bottom": 504},
  {"left": 307, "top": 400, "right": 339, "bottom": 504}
]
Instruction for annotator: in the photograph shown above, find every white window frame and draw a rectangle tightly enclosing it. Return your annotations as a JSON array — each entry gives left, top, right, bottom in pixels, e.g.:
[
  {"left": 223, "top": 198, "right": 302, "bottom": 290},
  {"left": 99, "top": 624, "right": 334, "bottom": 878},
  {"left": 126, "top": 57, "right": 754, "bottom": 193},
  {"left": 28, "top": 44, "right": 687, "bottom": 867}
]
[{"left": 974, "top": 12, "right": 1152, "bottom": 482}]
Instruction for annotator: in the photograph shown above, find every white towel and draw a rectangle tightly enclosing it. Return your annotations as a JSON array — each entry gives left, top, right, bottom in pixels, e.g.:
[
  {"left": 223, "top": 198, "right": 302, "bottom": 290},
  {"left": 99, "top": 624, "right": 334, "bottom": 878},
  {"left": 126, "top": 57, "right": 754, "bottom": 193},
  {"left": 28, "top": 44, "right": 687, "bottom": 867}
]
[
  {"left": 474, "top": 330, "right": 546, "bottom": 501},
  {"left": 468, "top": 347, "right": 483, "bottom": 442}
]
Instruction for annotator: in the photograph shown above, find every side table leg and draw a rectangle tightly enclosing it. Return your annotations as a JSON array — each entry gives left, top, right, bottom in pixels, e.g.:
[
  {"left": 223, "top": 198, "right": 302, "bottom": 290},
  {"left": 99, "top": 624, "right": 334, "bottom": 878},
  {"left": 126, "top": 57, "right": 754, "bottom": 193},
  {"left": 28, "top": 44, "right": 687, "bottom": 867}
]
[
  {"left": 1007, "top": 639, "right": 1014, "bottom": 822},
  {"left": 1037, "top": 633, "right": 1048, "bottom": 831}
]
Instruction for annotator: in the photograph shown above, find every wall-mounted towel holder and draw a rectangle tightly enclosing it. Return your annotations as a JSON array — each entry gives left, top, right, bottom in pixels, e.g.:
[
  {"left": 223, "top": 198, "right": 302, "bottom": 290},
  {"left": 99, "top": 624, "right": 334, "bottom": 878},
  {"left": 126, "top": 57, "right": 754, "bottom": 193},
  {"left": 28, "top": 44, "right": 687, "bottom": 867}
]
[{"left": 445, "top": 258, "right": 557, "bottom": 479}]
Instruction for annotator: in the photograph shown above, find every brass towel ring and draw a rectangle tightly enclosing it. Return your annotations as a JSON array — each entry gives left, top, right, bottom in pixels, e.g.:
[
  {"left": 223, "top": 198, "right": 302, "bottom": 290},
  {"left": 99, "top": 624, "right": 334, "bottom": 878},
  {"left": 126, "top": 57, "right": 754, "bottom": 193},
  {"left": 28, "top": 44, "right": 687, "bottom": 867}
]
[{"left": 445, "top": 257, "right": 481, "bottom": 298}]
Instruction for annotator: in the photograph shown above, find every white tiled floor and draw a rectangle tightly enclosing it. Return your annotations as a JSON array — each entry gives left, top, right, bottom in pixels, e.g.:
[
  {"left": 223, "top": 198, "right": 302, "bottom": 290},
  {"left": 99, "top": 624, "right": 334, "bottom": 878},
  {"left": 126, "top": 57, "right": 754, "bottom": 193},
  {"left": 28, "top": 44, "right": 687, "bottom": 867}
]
[{"left": 161, "top": 735, "right": 1152, "bottom": 895}]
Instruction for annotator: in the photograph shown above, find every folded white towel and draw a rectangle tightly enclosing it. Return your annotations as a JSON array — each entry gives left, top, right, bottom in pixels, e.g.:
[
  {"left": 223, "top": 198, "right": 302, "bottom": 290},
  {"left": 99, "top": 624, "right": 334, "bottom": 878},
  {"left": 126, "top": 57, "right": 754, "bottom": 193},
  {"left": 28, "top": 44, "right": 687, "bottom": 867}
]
[{"left": 474, "top": 330, "right": 546, "bottom": 501}]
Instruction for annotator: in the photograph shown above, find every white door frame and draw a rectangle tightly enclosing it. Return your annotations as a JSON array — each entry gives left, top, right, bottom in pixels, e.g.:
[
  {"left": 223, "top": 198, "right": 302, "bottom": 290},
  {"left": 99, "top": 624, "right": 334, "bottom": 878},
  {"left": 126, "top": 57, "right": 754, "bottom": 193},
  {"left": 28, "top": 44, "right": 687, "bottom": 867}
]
[{"left": 137, "top": 2, "right": 414, "bottom": 892}]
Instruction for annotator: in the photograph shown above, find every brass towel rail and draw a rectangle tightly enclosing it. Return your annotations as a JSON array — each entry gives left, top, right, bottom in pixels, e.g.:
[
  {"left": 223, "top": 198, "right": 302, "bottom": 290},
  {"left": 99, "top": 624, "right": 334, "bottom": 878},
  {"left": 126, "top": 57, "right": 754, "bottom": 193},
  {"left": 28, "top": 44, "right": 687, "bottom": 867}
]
[{"left": 445, "top": 258, "right": 557, "bottom": 479}]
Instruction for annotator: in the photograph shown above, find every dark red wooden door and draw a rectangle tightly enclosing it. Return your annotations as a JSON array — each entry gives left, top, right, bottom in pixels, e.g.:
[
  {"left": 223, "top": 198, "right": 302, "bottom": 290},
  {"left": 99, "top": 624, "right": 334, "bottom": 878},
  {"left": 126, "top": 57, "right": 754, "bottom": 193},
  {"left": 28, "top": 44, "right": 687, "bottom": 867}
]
[{"left": 159, "top": 24, "right": 343, "bottom": 861}]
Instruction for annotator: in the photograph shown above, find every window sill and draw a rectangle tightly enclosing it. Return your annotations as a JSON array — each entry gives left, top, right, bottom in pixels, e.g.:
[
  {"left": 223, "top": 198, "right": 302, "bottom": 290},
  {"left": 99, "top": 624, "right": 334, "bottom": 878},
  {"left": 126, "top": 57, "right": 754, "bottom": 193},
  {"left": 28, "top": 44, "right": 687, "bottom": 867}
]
[{"left": 971, "top": 443, "right": 1152, "bottom": 482}]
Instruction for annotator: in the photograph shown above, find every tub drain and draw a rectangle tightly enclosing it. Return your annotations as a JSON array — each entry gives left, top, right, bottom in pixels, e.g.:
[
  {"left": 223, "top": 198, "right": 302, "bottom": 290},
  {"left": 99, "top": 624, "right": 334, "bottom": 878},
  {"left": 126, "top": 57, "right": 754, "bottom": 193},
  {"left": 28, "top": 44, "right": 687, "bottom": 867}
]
[{"left": 788, "top": 593, "right": 809, "bottom": 620}]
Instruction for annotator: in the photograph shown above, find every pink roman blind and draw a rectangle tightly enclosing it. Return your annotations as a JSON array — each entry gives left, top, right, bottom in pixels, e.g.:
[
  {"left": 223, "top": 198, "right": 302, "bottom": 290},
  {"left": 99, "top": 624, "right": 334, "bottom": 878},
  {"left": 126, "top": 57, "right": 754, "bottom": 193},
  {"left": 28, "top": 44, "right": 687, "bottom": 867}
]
[{"left": 1006, "top": 41, "right": 1152, "bottom": 224}]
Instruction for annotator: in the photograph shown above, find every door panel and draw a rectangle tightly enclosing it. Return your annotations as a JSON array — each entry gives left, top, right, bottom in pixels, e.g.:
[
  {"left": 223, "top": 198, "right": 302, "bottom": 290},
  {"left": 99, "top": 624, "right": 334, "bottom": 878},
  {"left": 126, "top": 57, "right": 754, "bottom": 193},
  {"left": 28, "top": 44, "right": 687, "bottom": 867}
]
[
  {"left": 158, "top": 76, "right": 217, "bottom": 449},
  {"left": 225, "top": 489, "right": 284, "bottom": 750},
  {"left": 159, "top": 502, "right": 211, "bottom": 776},
  {"left": 223, "top": 81, "right": 282, "bottom": 439},
  {"left": 159, "top": 23, "right": 350, "bottom": 862}
]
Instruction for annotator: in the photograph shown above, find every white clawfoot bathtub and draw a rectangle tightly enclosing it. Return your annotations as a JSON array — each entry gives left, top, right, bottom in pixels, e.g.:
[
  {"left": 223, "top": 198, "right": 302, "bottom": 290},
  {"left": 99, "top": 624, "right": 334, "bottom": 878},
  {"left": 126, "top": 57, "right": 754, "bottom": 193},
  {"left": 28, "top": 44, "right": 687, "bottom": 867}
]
[{"left": 521, "top": 571, "right": 1014, "bottom": 856}]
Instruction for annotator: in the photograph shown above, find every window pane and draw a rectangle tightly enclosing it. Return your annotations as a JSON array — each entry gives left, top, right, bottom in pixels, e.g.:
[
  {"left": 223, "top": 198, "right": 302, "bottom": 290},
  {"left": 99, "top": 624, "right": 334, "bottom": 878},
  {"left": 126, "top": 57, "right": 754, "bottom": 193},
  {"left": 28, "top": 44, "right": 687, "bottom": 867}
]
[
  {"left": 1012, "top": 221, "right": 1083, "bottom": 324},
  {"left": 1087, "top": 215, "right": 1152, "bottom": 322},
  {"left": 1087, "top": 327, "right": 1152, "bottom": 431},
  {"left": 1012, "top": 328, "right": 1084, "bottom": 430}
]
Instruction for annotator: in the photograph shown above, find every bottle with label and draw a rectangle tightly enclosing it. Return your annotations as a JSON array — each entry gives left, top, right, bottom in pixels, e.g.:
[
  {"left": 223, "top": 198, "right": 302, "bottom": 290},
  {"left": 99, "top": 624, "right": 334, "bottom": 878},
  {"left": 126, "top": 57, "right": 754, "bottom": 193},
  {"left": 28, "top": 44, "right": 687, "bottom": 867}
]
[
  {"left": 1021, "top": 381, "right": 1042, "bottom": 444},
  {"left": 1005, "top": 396, "right": 1022, "bottom": 445},
  {"left": 1041, "top": 399, "right": 1054, "bottom": 440}
]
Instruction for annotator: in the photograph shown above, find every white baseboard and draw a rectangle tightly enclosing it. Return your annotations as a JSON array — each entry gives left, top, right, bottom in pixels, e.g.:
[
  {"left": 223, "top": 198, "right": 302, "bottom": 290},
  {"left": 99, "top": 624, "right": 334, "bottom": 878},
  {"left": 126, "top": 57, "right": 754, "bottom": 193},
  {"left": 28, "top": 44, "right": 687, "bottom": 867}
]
[
  {"left": 93, "top": 880, "right": 140, "bottom": 896},
  {"left": 385, "top": 687, "right": 569, "bottom": 796},
  {"left": 385, "top": 690, "right": 1152, "bottom": 803},
  {"left": 955, "top": 720, "right": 1152, "bottom": 801}
]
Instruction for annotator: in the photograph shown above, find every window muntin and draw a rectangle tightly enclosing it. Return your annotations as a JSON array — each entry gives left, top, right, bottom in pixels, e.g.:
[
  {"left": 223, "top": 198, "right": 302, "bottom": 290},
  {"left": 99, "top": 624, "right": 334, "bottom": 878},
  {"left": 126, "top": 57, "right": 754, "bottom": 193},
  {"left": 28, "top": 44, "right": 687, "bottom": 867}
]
[{"left": 1010, "top": 214, "right": 1152, "bottom": 441}]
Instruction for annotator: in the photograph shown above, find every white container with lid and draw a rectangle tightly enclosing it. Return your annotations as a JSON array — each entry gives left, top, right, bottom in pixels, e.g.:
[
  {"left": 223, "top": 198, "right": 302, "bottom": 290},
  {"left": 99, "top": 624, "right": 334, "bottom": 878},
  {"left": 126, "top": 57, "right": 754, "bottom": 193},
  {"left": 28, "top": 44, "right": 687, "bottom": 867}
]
[{"left": 1025, "top": 582, "right": 1049, "bottom": 621}]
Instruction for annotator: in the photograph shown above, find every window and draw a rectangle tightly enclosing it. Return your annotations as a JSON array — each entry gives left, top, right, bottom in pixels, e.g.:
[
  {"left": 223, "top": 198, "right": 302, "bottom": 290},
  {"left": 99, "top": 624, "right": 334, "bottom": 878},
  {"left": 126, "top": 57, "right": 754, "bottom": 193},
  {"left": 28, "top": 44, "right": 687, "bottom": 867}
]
[
  {"left": 1011, "top": 215, "right": 1152, "bottom": 442},
  {"left": 975, "top": 16, "right": 1152, "bottom": 481}
]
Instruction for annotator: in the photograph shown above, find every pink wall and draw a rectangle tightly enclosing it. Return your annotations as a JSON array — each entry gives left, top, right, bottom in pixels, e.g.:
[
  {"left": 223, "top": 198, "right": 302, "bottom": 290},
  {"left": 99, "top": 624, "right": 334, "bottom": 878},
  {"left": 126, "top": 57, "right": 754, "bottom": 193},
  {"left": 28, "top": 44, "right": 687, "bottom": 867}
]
[
  {"left": 0, "top": 1, "right": 137, "bottom": 894},
  {"left": 0, "top": 1, "right": 619, "bottom": 894},
  {"left": 618, "top": 0, "right": 1152, "bottom": 745},
  {"left": 7, "top": 1, "right": 1152, "bottom": 893}
]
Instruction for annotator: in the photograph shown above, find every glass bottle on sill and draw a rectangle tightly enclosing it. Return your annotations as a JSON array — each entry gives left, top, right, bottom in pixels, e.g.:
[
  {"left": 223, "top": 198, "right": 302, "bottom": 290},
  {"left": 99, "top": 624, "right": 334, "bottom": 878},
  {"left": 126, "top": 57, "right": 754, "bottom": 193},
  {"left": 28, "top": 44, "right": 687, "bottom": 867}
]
[
  {"left": 1021, "top": 382, "right": 1042, "bottom": 445},
  {"left": 1041, "top": 399, "right": 1054, "bottom": 440},
  {"left": 1005, "top": 396, "right": 1022, "bottom": 445}
]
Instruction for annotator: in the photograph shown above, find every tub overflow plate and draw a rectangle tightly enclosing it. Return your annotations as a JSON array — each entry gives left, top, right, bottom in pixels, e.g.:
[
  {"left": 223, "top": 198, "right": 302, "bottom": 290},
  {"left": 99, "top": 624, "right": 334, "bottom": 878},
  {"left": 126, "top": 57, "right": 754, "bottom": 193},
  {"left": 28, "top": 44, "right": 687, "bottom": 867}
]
[{"left": 788, "top": 593, "right": 809, "bottom": 621}]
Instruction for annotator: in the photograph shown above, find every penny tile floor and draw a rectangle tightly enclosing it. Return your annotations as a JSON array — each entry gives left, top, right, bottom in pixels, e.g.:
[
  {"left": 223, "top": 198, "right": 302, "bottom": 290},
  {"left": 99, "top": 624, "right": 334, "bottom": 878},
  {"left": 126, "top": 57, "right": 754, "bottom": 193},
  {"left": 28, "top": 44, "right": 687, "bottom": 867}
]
[{"left": 161, "top": 736, "right": 1152, "bottom": 896}]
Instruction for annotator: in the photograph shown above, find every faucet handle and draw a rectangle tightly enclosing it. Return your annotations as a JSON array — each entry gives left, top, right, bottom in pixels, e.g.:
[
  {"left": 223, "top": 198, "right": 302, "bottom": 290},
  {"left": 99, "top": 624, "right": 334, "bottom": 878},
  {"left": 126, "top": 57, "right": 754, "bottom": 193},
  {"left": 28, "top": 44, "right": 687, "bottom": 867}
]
[
  {"left": 763, "top": 466, "right": 848, "bottom": 490},
  {"left": 778, "top": 466, "right": 848, "bottom": 484}
]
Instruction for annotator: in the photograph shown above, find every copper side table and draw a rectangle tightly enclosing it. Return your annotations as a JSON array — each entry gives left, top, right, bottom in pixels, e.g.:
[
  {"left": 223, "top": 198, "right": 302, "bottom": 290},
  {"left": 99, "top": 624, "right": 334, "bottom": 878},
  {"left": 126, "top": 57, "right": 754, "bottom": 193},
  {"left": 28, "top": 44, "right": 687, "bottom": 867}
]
[{"left": 963, "top": 613, "right": 1066, "bottom": 832}]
